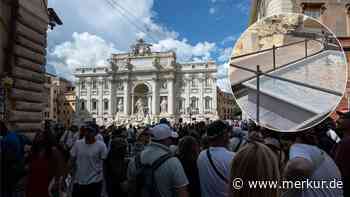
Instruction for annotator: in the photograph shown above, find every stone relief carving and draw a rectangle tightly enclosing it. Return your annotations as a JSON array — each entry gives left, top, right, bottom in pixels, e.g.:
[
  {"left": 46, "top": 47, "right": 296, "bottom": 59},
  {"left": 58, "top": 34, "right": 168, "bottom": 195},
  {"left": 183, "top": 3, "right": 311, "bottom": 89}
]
[
  {"left": 160, "top": 98, "right": 167, "bottom": 113},
  {"left": 135, "top": 98, "right": 145, "bottom": 118},
  {"left": 118, "top": 99, "right": 123, "bottom": 112},
  {"left": 131, "top": 39, "right": 152, "bottom": 56}
]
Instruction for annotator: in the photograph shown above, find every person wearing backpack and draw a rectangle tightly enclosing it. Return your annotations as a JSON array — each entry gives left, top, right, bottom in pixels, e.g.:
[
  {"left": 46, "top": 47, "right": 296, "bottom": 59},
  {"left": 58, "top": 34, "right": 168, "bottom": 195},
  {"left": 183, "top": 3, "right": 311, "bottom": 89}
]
[
  {"left": 127, "top": 123, "right": 189, "bottom": 197},
  {"left": 197, "top": 120, "right": 235, "bottom": 197},
  {"left": 283, "top": 128, "right": 343, "bottom": 197}
]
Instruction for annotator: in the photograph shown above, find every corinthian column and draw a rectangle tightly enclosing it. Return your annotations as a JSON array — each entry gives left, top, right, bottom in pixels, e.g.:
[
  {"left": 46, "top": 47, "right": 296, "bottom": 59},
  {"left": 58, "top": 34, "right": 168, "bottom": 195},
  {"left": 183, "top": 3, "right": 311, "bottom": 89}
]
[
  {"left": 123, "top": 80, "right": 129, "bottom": 115},
  {"left": 152, "top": 79, "right": 160, "bottom": 116},
  {"left": 167, "top": 79, "right": 174, "bottom": 115}
]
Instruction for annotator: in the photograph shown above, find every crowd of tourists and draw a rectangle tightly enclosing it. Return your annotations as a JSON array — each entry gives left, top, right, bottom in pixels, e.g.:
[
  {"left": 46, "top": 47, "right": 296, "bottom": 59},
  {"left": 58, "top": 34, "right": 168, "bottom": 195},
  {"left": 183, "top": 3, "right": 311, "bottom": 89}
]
[{"left": 1, "top": 112, "right": 350, "bottom": 197}]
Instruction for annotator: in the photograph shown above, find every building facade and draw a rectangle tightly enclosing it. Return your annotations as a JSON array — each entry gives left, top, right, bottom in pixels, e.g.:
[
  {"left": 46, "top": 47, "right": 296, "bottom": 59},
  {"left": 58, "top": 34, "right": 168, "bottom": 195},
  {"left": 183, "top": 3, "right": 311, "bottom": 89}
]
[
  {"left": 74, "top": 39, "right": 219, "bottom": 126},
  {"left": 43, "top": 73, "right": 75, "bottom": 128},
  {"left": 0, "top": 0, "right": 61, "bottom": 132},
  {"left": 250, "top": 0, "right": 350, "bottom": 37},
  {"left": 217, "top": 88, "right": 239, "bottom": 120},
  {"left": 62, "top": 86, "right": 76, "bottom": 128}
]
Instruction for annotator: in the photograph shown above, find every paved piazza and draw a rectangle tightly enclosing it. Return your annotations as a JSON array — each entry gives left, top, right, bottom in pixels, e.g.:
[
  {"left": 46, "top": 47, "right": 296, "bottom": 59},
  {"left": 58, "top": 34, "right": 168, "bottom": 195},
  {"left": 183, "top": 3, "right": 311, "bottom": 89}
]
[{"left": 74, "top": 39, "right": 219, "bottom": 125}]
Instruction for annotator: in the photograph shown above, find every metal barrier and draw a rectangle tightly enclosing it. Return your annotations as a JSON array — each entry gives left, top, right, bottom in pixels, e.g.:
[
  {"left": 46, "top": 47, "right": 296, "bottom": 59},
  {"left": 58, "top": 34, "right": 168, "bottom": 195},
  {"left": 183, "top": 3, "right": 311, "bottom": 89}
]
[{"left": 230, "top": 36, "right": 343, "bottom": 124}]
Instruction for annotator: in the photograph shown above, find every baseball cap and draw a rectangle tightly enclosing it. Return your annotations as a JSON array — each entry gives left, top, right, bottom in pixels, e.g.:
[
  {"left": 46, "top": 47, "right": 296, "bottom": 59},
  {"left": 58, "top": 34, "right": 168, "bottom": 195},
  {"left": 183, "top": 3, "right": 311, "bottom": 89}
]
[{"left": 150, "top": 124, "right": 178, "bottom": 141}]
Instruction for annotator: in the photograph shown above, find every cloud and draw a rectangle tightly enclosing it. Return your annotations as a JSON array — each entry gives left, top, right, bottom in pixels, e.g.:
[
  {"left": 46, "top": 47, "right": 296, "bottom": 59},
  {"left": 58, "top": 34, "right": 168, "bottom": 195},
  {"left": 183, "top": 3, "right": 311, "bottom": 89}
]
[
  {"left": 49, "top": 32, "right": 120, "bottom": 80},
  {"left": 48, "top": 0, "right": 223, "bottom": 84},
  {"left": 209, "top": 7, "right": 216, "bottom": 14},
  {"left": 221, "top": 35, "right": 237, "bottom": 45},
  {"left": 217, "top": 78, "right": 233, "bottom": 93},
  {"left": 216, "top": 62, "right": 232, "bottom": 93},
  {"left": 152, "top": 38, "right": 216, "bottom": 62},
  {"left": 218, "top": 47, "right": 233, "bottom": 62},
  {"left": 235, "top": 0, "right": 250, "bottom": 14},
  {"left": 48, "top": 0, "right": 178, "bottom": 51}
]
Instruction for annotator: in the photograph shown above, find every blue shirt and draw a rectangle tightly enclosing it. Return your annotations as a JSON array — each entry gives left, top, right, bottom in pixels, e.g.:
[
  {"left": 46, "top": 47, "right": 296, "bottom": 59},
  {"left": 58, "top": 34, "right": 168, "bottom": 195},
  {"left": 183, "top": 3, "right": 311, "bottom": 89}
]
[{"left": 197, "top": 147, "right": 235, "bottom": 197}]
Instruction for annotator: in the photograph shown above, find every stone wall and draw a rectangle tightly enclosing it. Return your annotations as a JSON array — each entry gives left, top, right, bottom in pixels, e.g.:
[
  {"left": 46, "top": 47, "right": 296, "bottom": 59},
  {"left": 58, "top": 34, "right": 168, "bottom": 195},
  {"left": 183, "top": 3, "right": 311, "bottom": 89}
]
[{"left": 1, "top": 0, "right": 50, "bottom": 132}]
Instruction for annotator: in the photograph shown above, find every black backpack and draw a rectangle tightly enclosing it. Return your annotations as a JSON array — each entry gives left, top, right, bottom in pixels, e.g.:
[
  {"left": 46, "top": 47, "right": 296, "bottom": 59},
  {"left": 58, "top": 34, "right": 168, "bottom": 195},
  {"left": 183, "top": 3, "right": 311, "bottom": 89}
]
[{"left": 135, "top": 153, "right": 173, "bottom": 197}]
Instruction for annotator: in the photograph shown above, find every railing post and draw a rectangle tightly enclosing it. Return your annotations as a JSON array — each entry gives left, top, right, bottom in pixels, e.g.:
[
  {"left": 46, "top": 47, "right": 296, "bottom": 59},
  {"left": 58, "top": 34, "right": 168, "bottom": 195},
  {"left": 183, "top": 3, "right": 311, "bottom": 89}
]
[
  {"left": 273, "top": 45, "right": 276, "bottom": 70},
  {"left": 256, "top": 65, "right": 261, "bottom": 124},
  {"left": 305, "top": 39, "right": 308, "bottom": 58}
]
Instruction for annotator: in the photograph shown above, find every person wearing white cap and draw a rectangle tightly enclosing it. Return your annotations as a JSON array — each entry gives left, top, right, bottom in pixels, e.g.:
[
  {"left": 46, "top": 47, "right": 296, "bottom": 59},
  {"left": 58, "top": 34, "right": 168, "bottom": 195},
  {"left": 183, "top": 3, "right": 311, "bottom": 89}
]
[{"left": 127, "top": 124, "right": 189, "bottom": 197}]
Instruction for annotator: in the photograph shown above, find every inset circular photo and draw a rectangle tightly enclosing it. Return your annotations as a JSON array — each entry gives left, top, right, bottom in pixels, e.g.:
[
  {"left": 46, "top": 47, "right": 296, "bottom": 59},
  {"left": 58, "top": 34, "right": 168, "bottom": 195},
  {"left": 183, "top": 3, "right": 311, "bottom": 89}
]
[{"left": 230, "top": 13, "right": 348, "bottom": 132}]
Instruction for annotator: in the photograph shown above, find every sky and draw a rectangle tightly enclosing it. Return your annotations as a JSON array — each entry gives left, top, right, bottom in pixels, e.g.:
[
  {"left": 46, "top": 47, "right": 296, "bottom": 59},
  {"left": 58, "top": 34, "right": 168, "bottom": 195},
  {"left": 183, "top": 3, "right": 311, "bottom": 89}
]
[{"left": 47, "top": 0, "right": 251, "bottom": 92}]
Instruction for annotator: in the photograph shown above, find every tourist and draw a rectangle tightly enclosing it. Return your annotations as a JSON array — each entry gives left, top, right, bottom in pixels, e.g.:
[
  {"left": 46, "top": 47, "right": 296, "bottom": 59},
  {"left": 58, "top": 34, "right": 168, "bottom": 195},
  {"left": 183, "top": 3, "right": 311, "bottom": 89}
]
[
  {"left": 229, "top": 127, "right": 247, "bottom": 152},
  {"left": 177, "top": 136, "right": 201, "bottom": 197},
  {"left": 283, "top": 128, "right": 343, "bottom": 197},
  {"left": 229, "top": 141, "right": 280, "bottom": 197},
  {"left": 1, "top": 125, "right": 31, "bottom": 197},
  {"left": 334, "top": 111, "right": 350, "bottom": 196},
  {"left": 26, "top": 130, "right": 66, "bottom": 197},
  {"left": 127, "top": 124, "right": 136, "bottom": 155},
  {"left": 71, "top": 126, "right": 108, "bottom": 197},
  {"left": 87, "top": 122, "right": 105, "bottom": 142},
  {"left": 262, "top": 128, "right": 287, "bottom": 172},
  {"left": 314, "top": 117, "right": 338, "bottom": 155},
  {"left": 197, "top": 120, "right": 235, "bottom": 197},
  {"left": 60, "top": 125, "right": 79, "bottom": 154},
  {"left": 127, "top": 123, "right": 189, "bottom": 197},
  {"left": 133, "top": 127, "right": 151, "bottom": 155},
  {"left": 200, "top": 135, "right": 210, "bottom": 150},
  {"left": 105, "top": 129, "right": 128, "bottom": 197}
]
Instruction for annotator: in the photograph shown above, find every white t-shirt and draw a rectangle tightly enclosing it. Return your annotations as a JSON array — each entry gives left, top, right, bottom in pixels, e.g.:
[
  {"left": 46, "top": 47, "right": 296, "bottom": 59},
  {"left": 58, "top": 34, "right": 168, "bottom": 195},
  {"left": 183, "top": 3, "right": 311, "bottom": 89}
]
[
  {"left": 197, "top": 147, "right": 235, "bottom": 197},
  {"left": 283, "top": 143, "right": 343, "bottom": 197},
  {"left": 70, "top": 139, "right": 108, "bottom": 185}
]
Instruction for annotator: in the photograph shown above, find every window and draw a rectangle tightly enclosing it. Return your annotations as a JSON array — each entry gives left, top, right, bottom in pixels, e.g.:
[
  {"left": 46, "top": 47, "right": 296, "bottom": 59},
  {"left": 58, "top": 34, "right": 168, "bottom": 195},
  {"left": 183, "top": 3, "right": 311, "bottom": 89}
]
[
  {"left": 81, "top": 80, "right": 86, "bottom": 89},
  {"left": 304, "top": 7, "right": 321, "bottom": 19},
  {"left": 302, "top": 3, "right": 323, "bottom": 19},
  {"left": 104, "top": 100, "right": 109, "bottom": 111},
  {"left": 92, "top": 79, "right": 97, "bottom": 89},
  {"left": 92, "top": 100, "right": 97, "bottom": 111},
  {"left": 190, "top": 97, "right": 198, "bottom": 109},
  {"left": 104, "top": 80, "right": 109, "bottom": 89},
  {"left": 81, "top": 100, "right": 86, "bottom": 110},
  {"left": 205, "top": 97, "right": 212, "bottom": 110},
  {"left": 191, "top": 79, "right": 197, "bottom": 88},
  {"left": 179, "top": 98, "right": 185, "bottom": 112}
]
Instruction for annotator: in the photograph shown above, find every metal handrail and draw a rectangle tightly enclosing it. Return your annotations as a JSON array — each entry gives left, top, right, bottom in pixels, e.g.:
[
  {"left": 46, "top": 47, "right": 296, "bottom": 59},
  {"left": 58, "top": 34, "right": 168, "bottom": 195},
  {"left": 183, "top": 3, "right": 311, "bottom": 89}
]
[
  {"left": 230, "top": 37, "right": 342, "bottom": 124},
  {"left": 230, "top": 46, "right": 325, "bottom": 85},
  {"left": 231, "top": 39, "right": 309, "bottom": 60},
  {"left": 230, "top": 64, "right": 258, "bottom": 74}
]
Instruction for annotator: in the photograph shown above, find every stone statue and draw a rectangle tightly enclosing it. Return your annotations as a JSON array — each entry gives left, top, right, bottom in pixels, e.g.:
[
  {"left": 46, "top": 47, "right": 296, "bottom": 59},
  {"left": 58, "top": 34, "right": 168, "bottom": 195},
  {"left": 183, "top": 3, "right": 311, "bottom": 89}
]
[
  {"left": 161, "top": 98, "right": 167, "bottom": 113},
  {"left": 135, "top": 98, "right": 144, "bottom": 118},
  {"left": 118, "top": 99, "right": 123, "bottom": 112}
]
